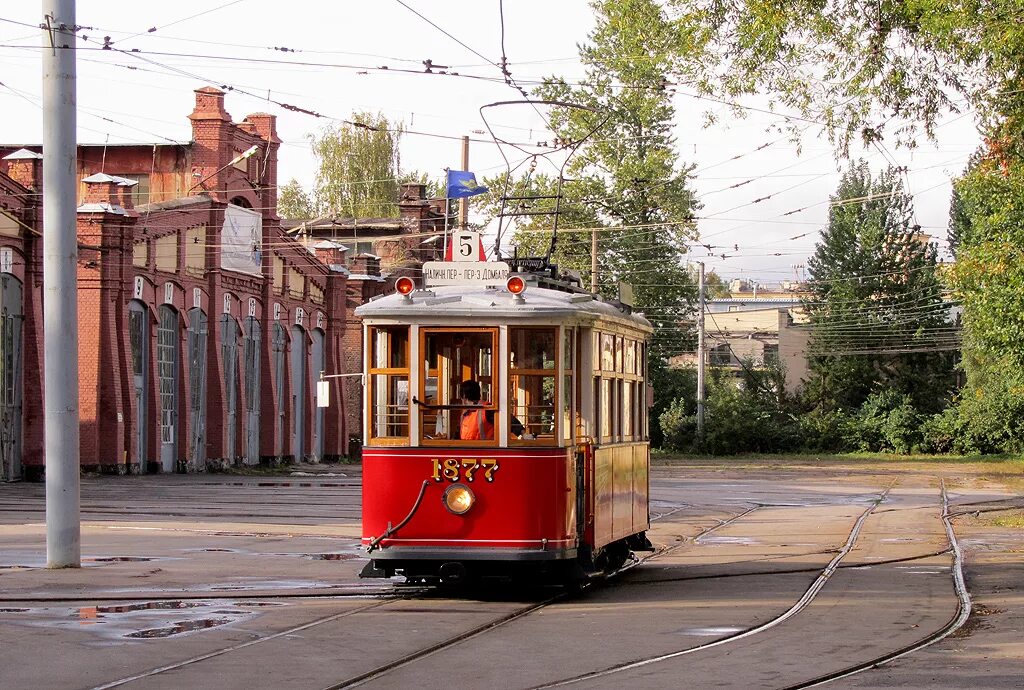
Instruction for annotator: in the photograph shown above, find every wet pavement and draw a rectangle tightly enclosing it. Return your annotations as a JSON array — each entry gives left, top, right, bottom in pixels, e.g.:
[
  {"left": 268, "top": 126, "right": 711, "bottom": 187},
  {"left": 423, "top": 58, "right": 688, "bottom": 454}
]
[{"left": 0, "top": 460, "right": 1020, "bottom": 688}]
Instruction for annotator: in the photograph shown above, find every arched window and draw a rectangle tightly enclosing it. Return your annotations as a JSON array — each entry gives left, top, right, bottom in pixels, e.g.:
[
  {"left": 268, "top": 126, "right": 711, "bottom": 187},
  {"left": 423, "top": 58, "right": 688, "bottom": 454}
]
[
  {"left": 0, "top": 274, "right": 23, "bottom": 481},
  {"left": 156, "top": 305, "right": 179, "bottom": 472},
  {"left": 220, "top": 314, "right": 239, "bottom": 459},
  {"left": 187, "top": 308, "right": 208, "bottom": 464},
  {"left": 310, "top": 329, "right": 326, "bottom": 460},
  {"left": 243, "top": 316, "right": 261, "bottom": 464},
  {"left": 290, "top": 325, "right": 306, "bottom": 459},
  {"left": 128, "top": 300, "right": 149, "bottom": 470},
  {"left": 272, "top": 322, "right": 287, "bottom": 456}
]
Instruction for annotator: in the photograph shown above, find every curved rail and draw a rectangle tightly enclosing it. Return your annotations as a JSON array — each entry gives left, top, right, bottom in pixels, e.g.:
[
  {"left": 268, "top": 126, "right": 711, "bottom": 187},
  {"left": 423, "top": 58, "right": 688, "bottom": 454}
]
[
  {"left": 781, "top": 479, "right": 972, "bottom": 689},
  {"left": 532, "top": 485, "right": 894, "bottom": 688}
]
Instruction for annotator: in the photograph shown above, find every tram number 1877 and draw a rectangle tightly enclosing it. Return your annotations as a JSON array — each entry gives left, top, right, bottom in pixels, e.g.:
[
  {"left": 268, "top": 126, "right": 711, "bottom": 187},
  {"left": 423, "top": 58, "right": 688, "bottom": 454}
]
[{"left": 430, "top": 458, "right": 499, "bottom": 483}]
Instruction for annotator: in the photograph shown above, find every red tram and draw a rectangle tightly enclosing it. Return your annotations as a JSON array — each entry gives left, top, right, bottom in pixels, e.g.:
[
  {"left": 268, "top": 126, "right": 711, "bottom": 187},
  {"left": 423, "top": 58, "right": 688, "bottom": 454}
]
[{"left": 357, "top": 271, "right": 653, "bottom": 583}]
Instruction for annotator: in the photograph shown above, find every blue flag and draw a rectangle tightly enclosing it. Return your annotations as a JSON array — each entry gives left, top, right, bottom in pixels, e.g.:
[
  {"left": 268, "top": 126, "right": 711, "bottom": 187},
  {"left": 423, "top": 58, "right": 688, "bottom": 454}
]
[{"left": 446, "top": 170, "right": 489, "bottom": 199}]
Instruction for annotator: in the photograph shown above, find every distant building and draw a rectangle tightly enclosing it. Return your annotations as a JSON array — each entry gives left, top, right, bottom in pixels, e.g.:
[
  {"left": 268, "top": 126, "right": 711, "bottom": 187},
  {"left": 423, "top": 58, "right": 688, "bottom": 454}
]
[
  {"left": 280, "top": 185, "right": 448, "bottom": 275},
  {"left": 671, "top": 280, "right": 811, "bottom": 393},
  {"left": 0, "top": 87, "right": 385, "bottom": 481}
]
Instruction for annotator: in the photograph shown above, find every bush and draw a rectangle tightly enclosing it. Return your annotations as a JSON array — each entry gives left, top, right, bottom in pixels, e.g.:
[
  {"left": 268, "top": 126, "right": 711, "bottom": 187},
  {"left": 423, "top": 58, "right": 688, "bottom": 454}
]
[
  {"left": 659, "top": 398, "right": 697, "bottom": 452},
  {"left": 851, "top": 391, "right": 924, "bottom": 454},
  {"left": 920, "top": 407, "right": 963, "bottom": 454},
  {"left": 946, "top": 375, "right": 1024, "bottom": 454},
  {"left": 798, "top": 408, "right": 855, "bottom": 452}
]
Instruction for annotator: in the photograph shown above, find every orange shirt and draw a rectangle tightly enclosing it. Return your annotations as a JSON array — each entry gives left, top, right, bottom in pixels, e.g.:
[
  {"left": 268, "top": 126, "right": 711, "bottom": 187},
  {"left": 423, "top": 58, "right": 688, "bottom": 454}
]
[{"left": 460, "top": 409, "right": 494, "bottom": 440}]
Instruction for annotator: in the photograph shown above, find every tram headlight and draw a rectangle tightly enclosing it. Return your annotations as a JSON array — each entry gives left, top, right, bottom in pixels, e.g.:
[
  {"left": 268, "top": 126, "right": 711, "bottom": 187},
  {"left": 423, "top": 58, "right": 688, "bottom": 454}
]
[
  {"left": 395, "top": 276, "right": 415, "bottom": 296},
  {"left": 506, "top": 275, "right": 527, "bottom": 295},
  {"left": 443, "top": 484, "right": 475, "bottom": 515}
]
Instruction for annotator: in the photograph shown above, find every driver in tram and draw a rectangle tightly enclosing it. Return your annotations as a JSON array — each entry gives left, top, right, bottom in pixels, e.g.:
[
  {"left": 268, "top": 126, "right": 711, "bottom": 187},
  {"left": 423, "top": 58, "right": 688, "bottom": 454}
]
[{"left": 458, "top": 380, "right": 525, "bottom": 440}]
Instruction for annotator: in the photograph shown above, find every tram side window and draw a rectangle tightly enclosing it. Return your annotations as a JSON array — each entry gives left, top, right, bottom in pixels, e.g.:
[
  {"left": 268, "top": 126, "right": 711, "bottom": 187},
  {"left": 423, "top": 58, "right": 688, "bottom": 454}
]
[
  {"left": 419, "top": 329, "right": 496, "bottom": 442},
  {"left": 563, "top": 327, "right": 575, "bottom": 443},
  {"left": 510, "top": 327, "right": 557, "bottom": 441},
  {"left": 368, "top": 327, "right": 409, "bottom": 441}
]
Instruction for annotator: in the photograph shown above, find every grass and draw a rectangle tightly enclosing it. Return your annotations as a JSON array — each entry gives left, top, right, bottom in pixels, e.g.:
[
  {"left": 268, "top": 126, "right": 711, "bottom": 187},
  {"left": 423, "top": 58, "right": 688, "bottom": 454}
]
[{"left": 992, "top": 514, "right": 1024, "bottom": 529}]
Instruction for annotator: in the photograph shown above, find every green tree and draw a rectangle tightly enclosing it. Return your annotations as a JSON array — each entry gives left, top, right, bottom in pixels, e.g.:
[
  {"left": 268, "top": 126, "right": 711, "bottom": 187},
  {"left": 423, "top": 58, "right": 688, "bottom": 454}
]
[
  {"left": 803, "top": 161, "right": 956, "bottom": 413},
  {"left": 669, "top": 0, "right": 1024, "bottom": 153},
  {"left": 480, "top": 0, "right": 700, "bottom": 365},
  {"left": 308, "top": 112, "right": 404, "bottom": 218},
  {"left": 277, "top": 178, "right": 313, "bottom": 219}
]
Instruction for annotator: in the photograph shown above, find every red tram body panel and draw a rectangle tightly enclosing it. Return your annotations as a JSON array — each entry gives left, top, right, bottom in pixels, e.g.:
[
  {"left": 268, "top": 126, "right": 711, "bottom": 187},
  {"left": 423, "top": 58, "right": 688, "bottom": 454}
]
[{"left": 362, "top": 448, "right": 577, "bottom": 558}]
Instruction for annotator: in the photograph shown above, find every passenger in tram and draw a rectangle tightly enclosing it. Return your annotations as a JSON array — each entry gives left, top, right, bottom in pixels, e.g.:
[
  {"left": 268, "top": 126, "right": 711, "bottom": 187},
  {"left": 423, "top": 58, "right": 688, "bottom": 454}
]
[{"left": 458, "top": 380, "right": 524, "bottom": 440}]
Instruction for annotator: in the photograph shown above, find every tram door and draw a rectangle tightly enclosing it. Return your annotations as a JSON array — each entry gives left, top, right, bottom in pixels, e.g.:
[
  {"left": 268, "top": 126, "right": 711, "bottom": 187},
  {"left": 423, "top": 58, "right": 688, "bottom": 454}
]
[
  {"left": 290, "top": 325, "right": 306, "bottom": 460},
  {"left": 157, "top": 306, "right": 179, "bottom": 472},
  {"left": 310, "top": 328, "right": 325, "bottom": 461},
  {"left": 187, "top": 308, "right": 208, "bottom": 465},
  {"left": 221, "top": 315, "right": 238, "bottom": 459},
  {"left": 243, "top": 317, "right": 261, "bottom": 465},
  {"left": 128, "top": 301, "right": 148, "bottom": 471},
  {"left": 0, "top": 275, "right": 23, "bottom": 481}
]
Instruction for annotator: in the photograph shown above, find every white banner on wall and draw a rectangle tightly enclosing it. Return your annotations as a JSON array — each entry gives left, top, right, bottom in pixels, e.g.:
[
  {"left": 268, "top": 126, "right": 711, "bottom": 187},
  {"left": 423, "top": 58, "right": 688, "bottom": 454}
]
[{"left": 221, "top": 204, "right": 263, "bottom": 277}]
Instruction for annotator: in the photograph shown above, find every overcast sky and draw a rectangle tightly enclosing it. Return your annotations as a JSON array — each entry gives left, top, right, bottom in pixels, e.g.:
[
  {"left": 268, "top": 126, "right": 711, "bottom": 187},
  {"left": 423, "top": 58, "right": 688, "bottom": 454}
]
[{"left": 0, "top": 1, "right": 980, "bottom": 282}]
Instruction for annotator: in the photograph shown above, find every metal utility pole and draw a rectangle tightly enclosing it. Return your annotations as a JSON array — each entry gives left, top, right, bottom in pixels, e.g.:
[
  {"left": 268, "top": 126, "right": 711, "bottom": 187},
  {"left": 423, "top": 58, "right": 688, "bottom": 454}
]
[
  {"left": 696, "top": 262, "right": 706, "bottom": 442},
  {"left": 458, "top": 135, "right": 469, "bottom": 229},
  {"left": 42, "top": 0, "right": 81, "bottom": 568},
  {"left": 590, "top": 227, "right": 598, "bottom": 293}
]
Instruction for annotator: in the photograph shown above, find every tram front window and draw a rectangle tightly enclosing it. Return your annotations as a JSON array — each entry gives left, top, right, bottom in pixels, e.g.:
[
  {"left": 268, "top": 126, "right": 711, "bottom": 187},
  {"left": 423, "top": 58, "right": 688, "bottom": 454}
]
[
  {"left": 368, "top": 327, "right": 409, "bottom": 441},
  {"left": 419, "top": 329, "right": 497, "bottom": 443},
  {"left": 509, "top": 327, "right": 557, "bottom": 441}
]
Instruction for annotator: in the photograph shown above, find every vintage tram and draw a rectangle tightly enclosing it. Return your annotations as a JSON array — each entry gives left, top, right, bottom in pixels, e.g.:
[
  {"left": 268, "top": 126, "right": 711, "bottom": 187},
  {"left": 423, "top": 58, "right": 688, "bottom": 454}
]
[{"left": 357, "top": 269, "right": 653, "bottom": 583}]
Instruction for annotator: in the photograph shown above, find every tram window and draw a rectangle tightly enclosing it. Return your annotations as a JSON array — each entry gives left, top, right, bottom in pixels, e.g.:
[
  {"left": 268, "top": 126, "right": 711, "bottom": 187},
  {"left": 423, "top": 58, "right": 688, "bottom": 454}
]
[
  {"left": 368, "top": 327, "right": 409, "bottom": 441},
  {"left": 625, "top": 339, "right": 637, "bottom": 375},
  {"left": 562, "top": 327, "right": 574, "bottom": 443},
  {"left": 600, "top": 333, "right": 614, "bottom": 371},
  {"left": 419, "top": 329, "right": 496, "bottom": 442},
  {"left": 622, "top": 381, "right": 632, "bottom": 439},
  {"left": 510, "top": 327, "right": 557, "bottom": 441},
  {"left": 615, "top": 336, "right": 623, "bottom": 373},
  {"left": 600, "top": 378, "right": 612, "bottom": 441}
]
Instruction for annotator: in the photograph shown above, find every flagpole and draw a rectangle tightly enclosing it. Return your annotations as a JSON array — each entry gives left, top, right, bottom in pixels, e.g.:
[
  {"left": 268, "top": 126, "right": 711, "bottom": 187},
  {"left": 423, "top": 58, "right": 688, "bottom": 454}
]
[{"left": 443, "top": 168, "right": 450, "bottom": 260}]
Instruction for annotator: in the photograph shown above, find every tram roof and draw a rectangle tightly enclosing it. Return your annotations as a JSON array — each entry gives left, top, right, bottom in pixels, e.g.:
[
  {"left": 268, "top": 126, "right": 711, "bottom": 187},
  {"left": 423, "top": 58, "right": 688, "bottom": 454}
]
[{"left": 355, "top": 285, "right": 653, "bottom": 332}]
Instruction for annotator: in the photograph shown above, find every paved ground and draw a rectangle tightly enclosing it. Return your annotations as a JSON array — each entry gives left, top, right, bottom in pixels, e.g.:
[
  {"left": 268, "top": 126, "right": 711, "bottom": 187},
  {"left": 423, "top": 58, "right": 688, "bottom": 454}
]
[{"left": 0, "top": 459, "right": 1021, "bottom": 689}]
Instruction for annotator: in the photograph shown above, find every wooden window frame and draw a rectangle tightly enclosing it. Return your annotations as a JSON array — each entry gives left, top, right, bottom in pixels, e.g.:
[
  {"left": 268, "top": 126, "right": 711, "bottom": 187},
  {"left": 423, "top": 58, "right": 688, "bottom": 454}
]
[
  {"left": 366, "top": 326, "right": 411, "bottom": 446},
  {"left": 508, "top": 325, "right": 560, "bottom": 447}
]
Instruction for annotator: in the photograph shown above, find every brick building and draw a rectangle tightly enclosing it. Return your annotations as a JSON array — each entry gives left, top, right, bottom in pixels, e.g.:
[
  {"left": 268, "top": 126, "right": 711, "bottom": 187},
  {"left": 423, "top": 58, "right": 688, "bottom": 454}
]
[{"left": 0, "top": 87, "right": 388, "bottom": 481}]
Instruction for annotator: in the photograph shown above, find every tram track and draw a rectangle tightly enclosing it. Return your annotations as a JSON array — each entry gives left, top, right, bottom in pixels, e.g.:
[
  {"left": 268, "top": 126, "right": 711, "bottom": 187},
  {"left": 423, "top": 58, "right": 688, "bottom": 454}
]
[
  {"left": 780, "top": 479, "right": 972, "bottom": 689},
  {"left": 529, "top": 478, "right": 973, "bottom": 690},
  {"left": 530, "top": 483, "right": 896, "bottom": 689},
  {"left": 53, "top": 481, "right": 967, "bottom": 690},
  {"left": 322, "top": 504, "right": 765, "bottom": 689},
  {"left": 88, "top": 597, "right": 404, "bottom": 690},
  {"left": 64, "top": 503, "right": 761, "bottom": 690}
]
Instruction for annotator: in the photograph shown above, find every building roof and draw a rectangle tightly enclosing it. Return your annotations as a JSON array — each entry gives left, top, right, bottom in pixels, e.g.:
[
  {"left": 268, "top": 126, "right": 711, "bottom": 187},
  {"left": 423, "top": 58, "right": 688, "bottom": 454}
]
[
  {"left": 2, "top": 148, "right": 43, "bottom": 161},
  {"left": 281, "top": 217, "right": 404, "bottom": 233}
]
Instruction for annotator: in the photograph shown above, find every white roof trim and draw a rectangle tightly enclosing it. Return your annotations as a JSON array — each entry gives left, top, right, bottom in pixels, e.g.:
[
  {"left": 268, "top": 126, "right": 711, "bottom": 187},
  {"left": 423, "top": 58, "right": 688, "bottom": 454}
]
[{"left": 3, "top": 148, "right": 43, "bottom": 160}]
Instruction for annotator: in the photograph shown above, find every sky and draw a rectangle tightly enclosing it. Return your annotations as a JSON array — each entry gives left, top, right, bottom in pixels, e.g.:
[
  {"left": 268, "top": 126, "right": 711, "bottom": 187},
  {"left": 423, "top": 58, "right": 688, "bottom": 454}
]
[{"left": 0, "top": 1, "right": 980, "bottom": 282}]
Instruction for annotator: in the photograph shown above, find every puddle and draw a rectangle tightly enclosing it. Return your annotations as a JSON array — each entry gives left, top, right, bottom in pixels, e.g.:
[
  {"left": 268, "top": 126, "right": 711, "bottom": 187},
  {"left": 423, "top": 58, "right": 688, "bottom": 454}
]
[
  {"left": 93, "top": 601, "right": 205, "bottom": 614},
  {"left": 85, "top": 556, "right": 157, "bottom": 563},
  {"left": 1, "top": 598, "right": 282, "bottom": 640},
  {"left": 696, "top": 536, "right": 759, "bottom": 546},
  {"left": 200, "top": 579, "right": 336, "bottom": 591},
  {"left": 306, "top": 553, "right": 359, "bottom": 561},
  {"left": 676, "top": 626, "right": 745, "bottom": 637},
  {"left": 125, "top": 618, "right": 232, "bottom": 638}
]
